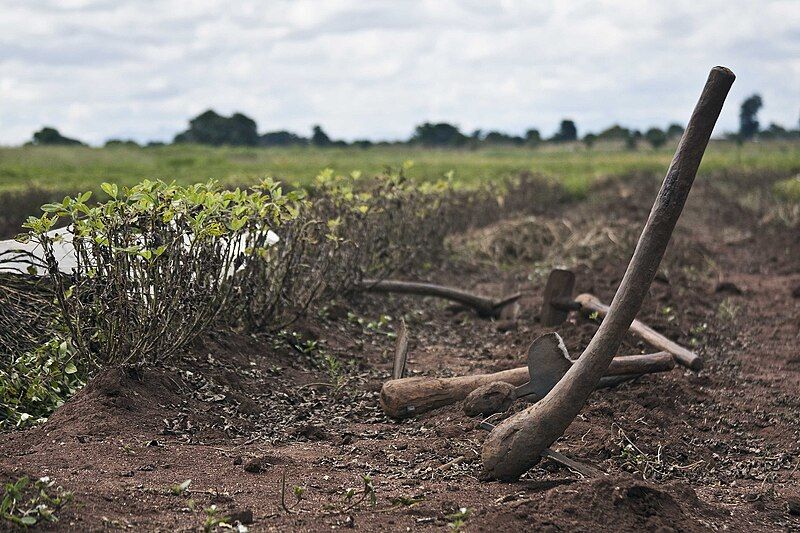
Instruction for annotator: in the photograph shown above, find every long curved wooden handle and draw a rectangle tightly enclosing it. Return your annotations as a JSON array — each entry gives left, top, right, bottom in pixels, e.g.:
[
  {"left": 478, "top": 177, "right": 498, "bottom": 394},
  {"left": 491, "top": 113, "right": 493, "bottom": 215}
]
[
  {"left": 576, "top": 293, "right": 703, "bottom": 370},
  {"left": 482, "top": 66, "right": 735, "bottom": 481}
]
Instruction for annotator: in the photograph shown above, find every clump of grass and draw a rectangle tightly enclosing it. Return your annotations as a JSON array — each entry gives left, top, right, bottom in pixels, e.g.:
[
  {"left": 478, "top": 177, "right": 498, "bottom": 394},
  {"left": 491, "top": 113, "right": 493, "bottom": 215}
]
[
  {"left": 718, "top": 298, "right": 740, "bottom": 321},
  {"left": 773, "top": 174, "right": 800, "bottom": 202}
]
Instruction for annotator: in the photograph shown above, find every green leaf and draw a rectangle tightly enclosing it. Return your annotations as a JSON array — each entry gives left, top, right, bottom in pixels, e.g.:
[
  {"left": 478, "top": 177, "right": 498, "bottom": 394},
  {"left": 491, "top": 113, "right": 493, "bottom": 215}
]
[
  {"left": 64, "top": 363, "right": 77, "bottom": 375},
  {"left": 101, "top": 182, "right": 118, "bottom": 199},
  {"left": 41, "top": 203, "right": 64, "bottom": 213},
  {"left": 21, "top": 516, "right": 38, "bottom": 525}
]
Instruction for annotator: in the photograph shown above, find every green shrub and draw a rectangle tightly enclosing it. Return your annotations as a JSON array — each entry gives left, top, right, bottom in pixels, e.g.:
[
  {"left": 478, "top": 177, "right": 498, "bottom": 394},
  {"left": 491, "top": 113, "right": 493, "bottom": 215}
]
[
  {"left": 232, "top": 168, "right": 453, "bottom": 330},
  {"left": 20, "top": 179, "right": 303, "bottom": 367},
  {"left": 0, "top": 335, "right": 84, "bottom": 429},
  {"left": 4, "top": 169, "right": 558, "bottom": 427}
]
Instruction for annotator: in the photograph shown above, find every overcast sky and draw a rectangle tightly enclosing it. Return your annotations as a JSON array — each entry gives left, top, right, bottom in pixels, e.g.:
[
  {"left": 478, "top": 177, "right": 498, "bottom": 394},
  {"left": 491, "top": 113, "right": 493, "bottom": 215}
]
[{"left": 1, "top": 0, "right": 798, "bottom": 145}]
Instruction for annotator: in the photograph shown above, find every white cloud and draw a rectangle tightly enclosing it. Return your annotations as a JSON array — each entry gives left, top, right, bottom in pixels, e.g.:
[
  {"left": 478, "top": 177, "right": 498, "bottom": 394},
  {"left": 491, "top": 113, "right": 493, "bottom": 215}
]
[{"left": 0, "top": 0, "right": 797, "bottom": 145}]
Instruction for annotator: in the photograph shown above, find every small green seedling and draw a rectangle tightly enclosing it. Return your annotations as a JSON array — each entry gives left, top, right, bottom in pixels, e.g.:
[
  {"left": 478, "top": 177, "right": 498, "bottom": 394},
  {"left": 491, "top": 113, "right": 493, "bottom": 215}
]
[
  {"left": 447, "top": 507, "right": 470, "bottom": 531},
  {"left": 170, "top": 479, "right": 192, "bottom": 496},
  {"left": 1, "top": 476, "right": 72, "bottom": 528},
  {"left": 280, "top": 472, "right": 305, "bottom": 514},
  {"left": 202, "top": 504, "right": 232, "bottom": 532},
  {"left": 342, "top": 475, "right": 377, "bottom": 511}
]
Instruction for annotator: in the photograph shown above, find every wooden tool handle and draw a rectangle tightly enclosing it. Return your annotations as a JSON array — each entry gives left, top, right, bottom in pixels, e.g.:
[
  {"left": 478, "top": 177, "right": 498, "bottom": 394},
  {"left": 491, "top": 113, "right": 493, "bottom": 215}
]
[
  {"left": 381, "top": 367, "right": 529, "bottom": 419},
  {"left": 481, "top": 67, "right": 734, "bottom": 481},
  {"left": 576, "top": 293, "right": 703, "bottom": 370},
  {"left": 380, "top": 351, "right": 674, "bottom": 418},
  {"left": 603, "top": 351, "right": 674, "bottom": 374},
  {"left": 359, "top": 279, "right": 520, "bottom": 317}
]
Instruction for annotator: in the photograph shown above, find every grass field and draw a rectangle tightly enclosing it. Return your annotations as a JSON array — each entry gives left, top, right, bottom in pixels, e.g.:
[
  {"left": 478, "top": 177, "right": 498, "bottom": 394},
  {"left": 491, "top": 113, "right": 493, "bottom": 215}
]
[{"left": 1, "top": 141, "right": 799, "bottom": 197}]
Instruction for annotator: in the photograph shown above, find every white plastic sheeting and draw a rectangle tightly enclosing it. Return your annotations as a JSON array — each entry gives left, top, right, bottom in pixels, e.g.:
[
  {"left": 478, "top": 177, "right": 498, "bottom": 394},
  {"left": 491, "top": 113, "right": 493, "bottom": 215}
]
[{"left": 0, "top": 228, "right": 279, "bottom": 276}]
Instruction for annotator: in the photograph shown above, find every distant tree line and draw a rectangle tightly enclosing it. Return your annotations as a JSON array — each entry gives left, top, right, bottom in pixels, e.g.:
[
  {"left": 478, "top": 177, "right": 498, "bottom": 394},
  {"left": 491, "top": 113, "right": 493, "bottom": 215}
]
[
  {"left": 27, "top": 96, "right": 800, "bottom": 149},
  {"left": 26, "top": 127, "right": 86, "bottom": 146}
]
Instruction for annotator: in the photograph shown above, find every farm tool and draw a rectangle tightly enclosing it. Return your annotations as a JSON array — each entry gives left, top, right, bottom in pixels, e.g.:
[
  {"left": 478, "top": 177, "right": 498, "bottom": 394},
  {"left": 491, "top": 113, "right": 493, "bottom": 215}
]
[
  {"left": 540, "top": 268, "right": 703, "bottom": 370},
  {"left": 481, "top": 66, "right": 734, "bottom": 481},
  {"left": 379, "top": 334, "right": 673, "bottom": 419},
  {"left": 357, "top": 278, "right": 523, "bottom": 318}
]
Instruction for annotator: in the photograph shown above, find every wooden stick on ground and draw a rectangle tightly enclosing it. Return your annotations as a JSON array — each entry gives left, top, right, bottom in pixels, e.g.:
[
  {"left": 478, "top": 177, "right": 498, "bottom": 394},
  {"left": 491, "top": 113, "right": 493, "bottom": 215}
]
[
  {"left": 392, "top": 318, "right": 409, "bottom": 380},
  {"left": 358, "top": 279, "right": 523, "bottom": 318},
  {"left": 575, "top": 293, "right": 703, "bottom": 370}
]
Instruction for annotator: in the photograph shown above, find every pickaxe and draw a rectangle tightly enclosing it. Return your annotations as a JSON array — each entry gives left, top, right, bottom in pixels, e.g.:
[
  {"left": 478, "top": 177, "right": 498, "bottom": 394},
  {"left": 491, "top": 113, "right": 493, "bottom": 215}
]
[
  {"left": 539, "top": 268, "right": 703, "bottom": 370},
  {"left": 380, "top": 334, "right": 673, "bottom": 419}
]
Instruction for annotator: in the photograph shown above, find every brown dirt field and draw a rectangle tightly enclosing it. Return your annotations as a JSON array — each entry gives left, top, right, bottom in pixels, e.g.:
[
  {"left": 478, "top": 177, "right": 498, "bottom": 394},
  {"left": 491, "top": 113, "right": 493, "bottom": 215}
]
[{"left": 2, "top": 173, "right": 799, "bottom": 531}]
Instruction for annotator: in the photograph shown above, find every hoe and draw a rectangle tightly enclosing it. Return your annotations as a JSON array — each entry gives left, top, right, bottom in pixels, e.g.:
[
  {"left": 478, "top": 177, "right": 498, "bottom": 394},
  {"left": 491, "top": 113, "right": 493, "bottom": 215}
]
[{"left": 481, "top": 66, "right": 735, "bottom": 480}]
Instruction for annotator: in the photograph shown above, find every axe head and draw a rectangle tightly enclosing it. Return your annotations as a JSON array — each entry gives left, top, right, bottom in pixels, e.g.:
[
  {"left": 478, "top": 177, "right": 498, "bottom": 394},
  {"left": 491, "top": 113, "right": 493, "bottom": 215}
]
[
  {"left": 540, "top": 269, "right": 575, "bottom": 327},
  {"left": 514, "top": 332, "right": 573, "bottom": 400}
]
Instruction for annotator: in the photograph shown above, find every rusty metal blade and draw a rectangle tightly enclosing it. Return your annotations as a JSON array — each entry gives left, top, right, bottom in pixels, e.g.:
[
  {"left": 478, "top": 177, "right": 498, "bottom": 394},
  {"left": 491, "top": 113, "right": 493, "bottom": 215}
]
[{"left": 540, "top": 448, "right": 604, "bottom": 478}]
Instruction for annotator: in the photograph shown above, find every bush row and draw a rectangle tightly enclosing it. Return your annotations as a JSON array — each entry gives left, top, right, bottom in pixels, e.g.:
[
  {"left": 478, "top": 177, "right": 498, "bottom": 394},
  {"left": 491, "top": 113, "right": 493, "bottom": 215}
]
[{"left": 1, "top": 168, "right": 561, "bottom": 427}]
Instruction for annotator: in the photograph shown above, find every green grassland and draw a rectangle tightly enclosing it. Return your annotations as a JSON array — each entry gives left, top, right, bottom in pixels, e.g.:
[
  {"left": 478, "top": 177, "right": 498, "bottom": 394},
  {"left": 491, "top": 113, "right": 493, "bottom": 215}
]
[{"left": 1, "top": 141, "right": 799, "bottom": 197}]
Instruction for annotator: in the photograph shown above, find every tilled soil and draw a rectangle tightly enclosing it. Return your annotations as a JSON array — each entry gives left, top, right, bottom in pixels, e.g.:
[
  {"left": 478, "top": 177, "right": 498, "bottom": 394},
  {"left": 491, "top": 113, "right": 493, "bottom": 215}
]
[{"left": 2, "top": 173, "right": 799, "bottom": 532}]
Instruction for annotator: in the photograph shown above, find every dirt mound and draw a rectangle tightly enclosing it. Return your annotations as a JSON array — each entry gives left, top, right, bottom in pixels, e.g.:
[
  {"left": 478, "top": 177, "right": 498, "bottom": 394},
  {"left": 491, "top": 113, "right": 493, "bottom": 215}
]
[
  {"left": 478, "top": 475, "right": 721, "bottom": 532},
  {"left": 449, "top": 215, "right": 566, "bottom": 264},
  {"left": 451, "top": 209, "right": 710, "bottom": 285},
  {"left": 44, "top": 367, "right": 184, "bottom": 438}
]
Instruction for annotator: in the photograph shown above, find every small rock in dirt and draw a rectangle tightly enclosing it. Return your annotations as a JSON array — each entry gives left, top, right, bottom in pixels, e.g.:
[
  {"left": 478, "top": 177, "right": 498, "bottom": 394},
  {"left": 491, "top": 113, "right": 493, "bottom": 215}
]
[
  {"left": 229, "top": 509, "right": 254, "bottom": 525},
  {"left": 715, "top": 281, "right": 742, "bottom": 295},
  {"left": 435, "top": 426, "right": 463, "bottom": 438},
  {"left": 210, "top": 493, "right": 235, "bottom": 505},
  {"left": 232, "top": 456, "right": 243, "bottom": 465},
  {"left": 494, "top": 319, "right": 518, "bottom": 333},
  {"left": 293, "top": 423, "right": 330, "bottom": 441},
  {"left": 787, "top": 496, "right": 800, "bottom": 515},
  {"left": 792, "top": 285, "right": 800, "bottom": 299},
  {"left": 326, "top": 304, "right": 350, "bottom": 320},
  {"left": 244, "top": 457, "right": 272, "bottom": 473},
  {"left": 463, "top": 382, "right": 516, "bottom": 416}
]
